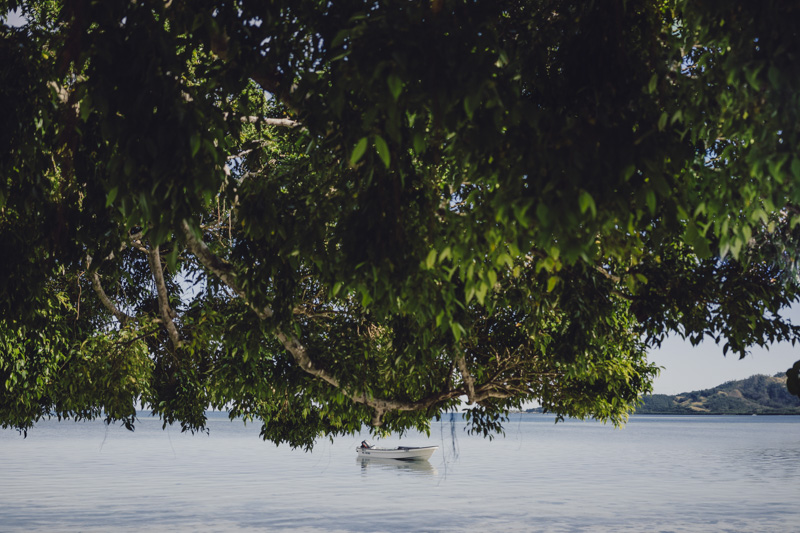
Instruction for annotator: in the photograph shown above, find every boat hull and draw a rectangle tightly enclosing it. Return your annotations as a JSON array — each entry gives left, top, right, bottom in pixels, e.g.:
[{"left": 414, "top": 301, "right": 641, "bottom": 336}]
[{"left": 355, "top": 446, "right": 438, "bottom": 461}]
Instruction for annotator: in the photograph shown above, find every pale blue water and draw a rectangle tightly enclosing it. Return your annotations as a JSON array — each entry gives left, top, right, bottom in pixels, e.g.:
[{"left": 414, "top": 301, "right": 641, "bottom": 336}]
[{"left": 1, "top": 413, "right": 798, "bottom": 532}]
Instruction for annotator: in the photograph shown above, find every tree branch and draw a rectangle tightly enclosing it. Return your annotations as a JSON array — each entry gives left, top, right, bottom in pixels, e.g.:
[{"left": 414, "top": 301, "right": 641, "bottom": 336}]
[
  {"left": 181, "top": 219, "right": 273, "bottom": 320},
  {"left": 240, "top": 116, "right": 300, "bottom": 128},
  {"left": 273, "top": 321, "right": 462, "bottom": 427},
  {"left": 145, "top": 245, "right": 182, "bottom": 350},
  {"left": 86, "top": 254, "right": 133, "bottom": 325},
  {"left": 594, "top": 265, "right": 637, "bottom": 300},
  {"left": 181, "top": 219, "right": 527, "bottom": 426},
  {"left": 91, "top": 271, "right": 133, "bottom": 325},
  {"left": 595, "top": 265, "right": 621, "bottom": 284},
  {"left": 221, "top": 113, "right": 300, "bottom": 128},
  {"left": 456, "top": 353, "right": 477, "bottom": 404}
]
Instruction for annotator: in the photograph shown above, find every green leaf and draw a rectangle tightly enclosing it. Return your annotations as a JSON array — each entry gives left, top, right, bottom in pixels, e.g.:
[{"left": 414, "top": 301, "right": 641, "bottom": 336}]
[
  {"left": 425, "top": 249, "right": 437, "bottom": 269},
  {"left": 768, "top": 154, "right": 788, "bottom": 183},
  {"left": 387, "top": 74, "right": 403, "bottom": 101},
  {"left": 657, "top": 112, "right": 668, "bottom": 131},
  {"left": 744, "top": 66, "right": 762, "bottom": 91},
  {"left": 450, "top": 321, "right": 464, "bottom": 342},
  {"left": 768, "top": 66, "right": 780, "bottom": 89},
  {"left": 475, "top": 282, "right": 488, "bottom": 304},
  {"left": 412, "top": 132, "right": 425, "bottom": 155},
  {"left": 792, "top": 158, "right": 800, "bottom": 180},
  {"left": 464, "top": 92, "right": 479, "bottom": 120},
  {"left": 622, "top": 165, "right": 636, "bottom": 181},
  {"left": 105, "top": 187, "right": 119, "bottom": 207},
  {"left": 331, "top": 281, "right": 343, "bottom": 297},
  {"left": 497, "top": 253, "right": 513, "bottom": 268},
  {"left": 578, "top": 191, "right": 596, "bottom": 218},
  {"left": 646, "top": 190, "right": 656, "bottom": 215},
  {"left": 742, "top": 225, "right": 752, "bottom": 244},
  {"left": 166, "top": 246, "right": 180, "bottom": 272},
  {"left": 464, "top": 283, "right": 475, "bottom": 303},
  {"left": 190, "top": 133, "right": 201, "bottom": 157},
  {"left": 374, "top": 135, "right": 390, "bottom": 168},
  {"left": 749, "top": 208, "right": 768, "bottom": 225},
  {"left": 331, "top": 29, "right": 349, "bottom": 49},
  {"left": 350, "top": 137, "right": 368, "bottom": 165},
  {"left": 626, "top": 275, "right": 637, "bottom": 294},
  {"left": 684, "top": 223, "right": 711, "bottom": 258},
  {"left": 536, "top": 202, "right": 550, "bottom": 224},
  {"left": 730, "top": 236, "right": 743, "bottom": 258},
  {"left": 547, "top": 276, "right": 559, "bottom": 292},
  {"left": 647, "top": 73, "right": 658, "bottom": 94},
  {"left": 361, "top": 290, "right": 373, "bottom": 307},
  {"left": 79, "top": 97, "right": 92, "bottom": 122}
]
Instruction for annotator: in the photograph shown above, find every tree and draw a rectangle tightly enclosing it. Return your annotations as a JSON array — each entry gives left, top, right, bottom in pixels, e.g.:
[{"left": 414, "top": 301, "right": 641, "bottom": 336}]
[{"left": 2, "top": 0, "right": 800, "bottom": 448}]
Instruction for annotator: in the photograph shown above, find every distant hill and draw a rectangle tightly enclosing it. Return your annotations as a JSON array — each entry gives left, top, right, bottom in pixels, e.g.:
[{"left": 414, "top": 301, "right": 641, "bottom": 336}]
[{"left": 636, "top": 373, "right": 800, "bottom": 415}]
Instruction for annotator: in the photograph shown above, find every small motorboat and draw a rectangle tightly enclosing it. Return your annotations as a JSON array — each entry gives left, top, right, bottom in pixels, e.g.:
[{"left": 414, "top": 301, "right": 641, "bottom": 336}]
[{"left": 356, "top": 440, "right": 438, "bottom": 461}]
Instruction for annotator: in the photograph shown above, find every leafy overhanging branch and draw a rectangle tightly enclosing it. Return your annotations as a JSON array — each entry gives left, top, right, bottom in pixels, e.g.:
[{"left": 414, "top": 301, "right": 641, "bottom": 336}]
[
  {"left": 3, "top": 0, "right": 800, "bottom": 446},
  {"left": 181, "top": 219, "right": 542, "bottom": 425}
]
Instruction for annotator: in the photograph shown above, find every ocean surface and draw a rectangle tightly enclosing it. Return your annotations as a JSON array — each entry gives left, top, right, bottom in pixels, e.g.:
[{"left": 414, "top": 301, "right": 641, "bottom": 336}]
[{"left": 1, "top": 412, "right": 798, "bottom": 532}]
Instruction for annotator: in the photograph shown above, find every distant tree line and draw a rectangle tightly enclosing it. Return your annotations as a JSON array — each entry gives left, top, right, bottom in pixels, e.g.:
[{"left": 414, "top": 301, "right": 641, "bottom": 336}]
[{"left": 636, "top": 374, "right": 800, "bottom": 415}]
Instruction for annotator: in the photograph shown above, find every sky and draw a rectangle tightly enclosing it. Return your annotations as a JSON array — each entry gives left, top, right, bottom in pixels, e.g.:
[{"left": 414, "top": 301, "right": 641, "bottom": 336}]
[
  {"left": 648, "top": 305, "right": 800, "bottom": 395},
  {"left": 2, "top": 8, "right": 23, "bottom": 26}
]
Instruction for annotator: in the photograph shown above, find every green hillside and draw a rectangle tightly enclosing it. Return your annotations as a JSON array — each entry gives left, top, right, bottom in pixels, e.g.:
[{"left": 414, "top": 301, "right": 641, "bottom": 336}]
[{"left": 636, "top": 373, "right": 800, "bottom": 415}]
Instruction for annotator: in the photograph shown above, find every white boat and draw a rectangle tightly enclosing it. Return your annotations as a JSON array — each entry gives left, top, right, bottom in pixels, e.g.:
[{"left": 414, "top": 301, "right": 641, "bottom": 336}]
[{"left": 356, "top": 440, "right": 438, "bottom": 461}]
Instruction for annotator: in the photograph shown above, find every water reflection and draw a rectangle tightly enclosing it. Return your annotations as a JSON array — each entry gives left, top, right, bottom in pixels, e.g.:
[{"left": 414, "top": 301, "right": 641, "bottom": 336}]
[{"left": 357, "top": 456, "right": 438, "bottom": 476}]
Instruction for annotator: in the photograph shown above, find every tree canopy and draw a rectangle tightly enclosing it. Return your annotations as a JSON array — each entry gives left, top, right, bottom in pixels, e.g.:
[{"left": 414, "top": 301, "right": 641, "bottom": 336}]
[{"left": 2, "top": 0, "right": 800, "bottom": 448}]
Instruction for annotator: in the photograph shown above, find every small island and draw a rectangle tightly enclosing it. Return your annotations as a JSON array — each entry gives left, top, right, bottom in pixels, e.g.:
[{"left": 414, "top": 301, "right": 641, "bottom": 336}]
[{"left": 634, "top": 373, "right": 800, "bottom": 415}]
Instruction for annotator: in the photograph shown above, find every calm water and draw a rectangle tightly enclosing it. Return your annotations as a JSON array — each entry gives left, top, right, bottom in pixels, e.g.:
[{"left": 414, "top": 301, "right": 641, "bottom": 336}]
[{"left": 1, "top": 413, "right": 798, "bottom": 532}]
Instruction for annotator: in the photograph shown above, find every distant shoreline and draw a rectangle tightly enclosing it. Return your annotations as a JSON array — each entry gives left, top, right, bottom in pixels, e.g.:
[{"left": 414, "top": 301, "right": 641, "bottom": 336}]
[
  {"left": 512, "top": 372, "right": 800, "bottom": 417},
  {"left": 511, "top": 410, "right": 800, "bottom": 416}
]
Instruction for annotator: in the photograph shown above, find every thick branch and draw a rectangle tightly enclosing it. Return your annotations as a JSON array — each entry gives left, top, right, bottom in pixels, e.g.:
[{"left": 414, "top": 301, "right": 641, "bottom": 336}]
[
  {"left": 146, "top": 245, "right": 182, "bottom": 350},
  {"left": 91, "top": 271, "right": 133, "bottom": 325},
  {"left": 221, "top": 113, "right": 300, "bottom": 128},
  {"left": 240, "top": 116, "right": 300, "bottom": 128},
  {"left": 456, "top": 353, "right": 477, "bottom": 404},
  {"left": 277, "top": 330, "right": 469, "bottom": 426},
  {"left": 594, "top": 266, "right": 637, "bottom": 300},
  {"left": 181, "top": 220, "right": 273, "bottom": 320},
  {"left": 274, "top": 326, "right": 525, "bottom": 425},
  {"left": 595, "top": 265, "right": 621, "bottom": 284},
  {"left": 274, "top": 329, "right": 341, "bottom": 389},
  {"left": 86, "top": 254, "right": 133, "bottom": 325},
  {"left": 181, "top": 219, "right": 523, "bottom": 426}
]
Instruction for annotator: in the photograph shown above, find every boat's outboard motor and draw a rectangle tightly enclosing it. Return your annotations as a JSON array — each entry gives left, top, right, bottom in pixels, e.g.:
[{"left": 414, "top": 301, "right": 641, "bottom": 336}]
[{"left": 360, "top": 440, "right": 374, "bottom": 449}]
